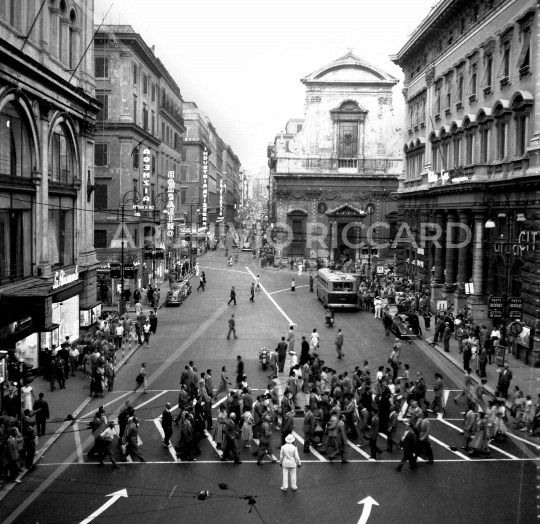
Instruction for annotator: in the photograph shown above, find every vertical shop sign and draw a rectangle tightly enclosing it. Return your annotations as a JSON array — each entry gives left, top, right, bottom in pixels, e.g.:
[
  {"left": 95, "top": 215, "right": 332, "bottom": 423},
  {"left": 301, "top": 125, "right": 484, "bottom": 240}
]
[
  {"left": 166, "top": 170, "right": 175, "bottom": 237},
  {"left": 202, "top": 147, "right": 208, "bottom": 227}
]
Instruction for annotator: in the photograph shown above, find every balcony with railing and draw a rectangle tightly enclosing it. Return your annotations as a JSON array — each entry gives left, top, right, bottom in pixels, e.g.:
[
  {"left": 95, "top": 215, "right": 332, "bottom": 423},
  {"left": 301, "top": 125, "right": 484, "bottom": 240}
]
[{"left": 275, "top": 156, "right": 402, "bottom": 176}]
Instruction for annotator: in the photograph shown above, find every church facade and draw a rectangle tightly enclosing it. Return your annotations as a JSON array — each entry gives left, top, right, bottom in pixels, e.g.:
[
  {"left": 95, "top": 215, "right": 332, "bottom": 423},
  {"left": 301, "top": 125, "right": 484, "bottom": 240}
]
[{"left": 267, "top": 52, "right": 403, "bottom": 266}]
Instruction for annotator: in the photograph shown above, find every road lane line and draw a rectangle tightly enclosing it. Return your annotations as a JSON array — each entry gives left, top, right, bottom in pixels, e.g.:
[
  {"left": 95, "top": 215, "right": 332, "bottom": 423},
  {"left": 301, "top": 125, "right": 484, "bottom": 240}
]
[
  {"left": 200, "top": 266, "right": 250, "bottom": 275},
  {"left": 252, "top": 438, "right": 278, "bottom": 462},
  {"left": 436, "top": 417, "right": 519, "bottom": 459},
  {"left": 245, "top": 267, "right": 296, "bottom": 325},
  {"left": 212, "top": 396, "right": 227, "bottom": 409},
  {"left": 153, "top": 404, "right": 179, "bottom": 462},
  {"left": 269, "top": 285, "right": 309, "bottom": 295},
  {"left": 506, "top": 432, "right": 540, "bottom": 450},
  {"left": 346, "top": 440, "right": 375, "bottom": 461},
  {"left": 35, "top": 457, "right": 540, "bottom": 465},
  {"left": 79, "top": 391, "right": 132, "bottom": 420},
  {"left": 292, "top": 431, "right": 327, "bottom": 461},
  {"left": 73, "top": 423, "right": 83, "bottom": 464},
  {"left": 2, "top": 305, "right": 231, "bottom": 524},
  {"left": 204, "top": 429, "right": 223, "bottom": 458},
  {"left": 425, "top": 430, "right": 471, "bottom": 460},
  {"left": 134, "top": 390, "right": 168, "bottom": 410}
]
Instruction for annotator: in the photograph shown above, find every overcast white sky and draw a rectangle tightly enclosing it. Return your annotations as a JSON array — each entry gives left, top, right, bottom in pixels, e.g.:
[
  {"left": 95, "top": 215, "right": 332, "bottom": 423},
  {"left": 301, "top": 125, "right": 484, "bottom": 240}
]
[{"left": 94, "top": 0, "right": 436, "bottom": 172}]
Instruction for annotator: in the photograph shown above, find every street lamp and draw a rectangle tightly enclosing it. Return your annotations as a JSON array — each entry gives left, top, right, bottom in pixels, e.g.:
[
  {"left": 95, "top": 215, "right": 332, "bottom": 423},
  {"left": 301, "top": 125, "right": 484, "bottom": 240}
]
[
  {"left": 118, "top": 190, "right": 142, "bottom": 314},
  {"left": 365, "top": 203, "right": 376, "bottom": 281}
]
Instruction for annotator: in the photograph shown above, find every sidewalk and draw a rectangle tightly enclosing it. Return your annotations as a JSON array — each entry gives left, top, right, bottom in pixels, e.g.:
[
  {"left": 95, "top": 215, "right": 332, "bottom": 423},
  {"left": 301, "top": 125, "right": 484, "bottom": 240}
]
[
  {"left": 0, "top": 277, "right": 186, "bottom": 492},
  {"left": 418, "top": 330, "right": 540, "bottom": 400}
]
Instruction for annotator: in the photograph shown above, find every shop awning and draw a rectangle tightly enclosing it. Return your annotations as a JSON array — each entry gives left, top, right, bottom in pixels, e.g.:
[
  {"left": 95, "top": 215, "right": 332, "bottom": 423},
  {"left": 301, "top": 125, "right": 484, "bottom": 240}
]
[{"left": 0, "top": 277, "right": 83, "bottom": 328}]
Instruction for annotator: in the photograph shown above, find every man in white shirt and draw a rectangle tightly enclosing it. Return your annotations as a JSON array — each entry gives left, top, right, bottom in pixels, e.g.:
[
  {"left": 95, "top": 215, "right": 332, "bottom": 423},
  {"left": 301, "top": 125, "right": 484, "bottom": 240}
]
[
  {"left": 115, "top": 324, "right": 124, "bottom": 352},
  {"left": 280, "top": 434, "right": 301, "bottom": 491},
  {"left": 97, "top": 421, "right": 120, "bottom": 469},
  {"left": 374, "top": 296, "right": 383, "bottom": 318},
  {"left": 491, "top": 327, "right": 501, "bottom": 349}
]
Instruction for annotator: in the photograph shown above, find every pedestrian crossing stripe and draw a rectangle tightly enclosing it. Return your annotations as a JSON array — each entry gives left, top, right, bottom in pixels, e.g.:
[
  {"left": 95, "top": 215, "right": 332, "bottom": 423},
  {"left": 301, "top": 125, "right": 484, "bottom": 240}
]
[
  {"left": 36, "top": 458, "right": 540, "bottom": 465},
  {"left": 65, "top": 389, "right": 538, "bottom": 469}
]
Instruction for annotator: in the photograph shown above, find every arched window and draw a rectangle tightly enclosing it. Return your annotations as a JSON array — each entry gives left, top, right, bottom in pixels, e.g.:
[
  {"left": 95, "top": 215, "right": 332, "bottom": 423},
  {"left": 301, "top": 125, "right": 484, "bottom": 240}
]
[
  {"left": 0, "top": 101, "right": 34, "bottom": 279},
  {"left": 59, "top": 1, "right": 67, "bottom": 64},
  {"left": 49, "top": 123, "right": 75, "bottom": 184},
  {"left": 49, "top": 0, "right": 58, "bottom": 58},
  {"left": 0, "top": 101, "right": 33, "bottom": 178},
  {"left": 69, "top": 9, "right": 76, "bottom": 69}
]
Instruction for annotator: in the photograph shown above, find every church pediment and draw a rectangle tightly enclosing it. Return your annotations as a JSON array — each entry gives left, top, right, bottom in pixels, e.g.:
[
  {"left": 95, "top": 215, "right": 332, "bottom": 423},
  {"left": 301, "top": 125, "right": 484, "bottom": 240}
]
[
  {"left": 302, "top": 51, "right": 398, "bottom": 86},
  {"left": 326, "top": 204, "right": 366, "bottom": 217}
]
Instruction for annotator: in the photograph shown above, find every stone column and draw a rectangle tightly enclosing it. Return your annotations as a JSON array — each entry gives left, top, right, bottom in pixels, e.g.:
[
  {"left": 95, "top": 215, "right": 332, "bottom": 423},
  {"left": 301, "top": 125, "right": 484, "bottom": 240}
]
[
  {"left": 433, "top": 211, "right": 445, "bottom": 284},
  {"left": 445, "top": 211, "right": 458, "bottom": 291},
  {"left": 468, "top": 212, "right": 489, "bottom": 323},
  {"left": 471, "top": 213, "right": 485, "bottom": 298},
  {"left": 430, "top": 210, "right": 446, "bottom": 310},
  {"left": 528, "top": 9, "right": 540, "bottom": 160},
  {"left": 454, "top": 210, "right": 470, "bottom": 311}
]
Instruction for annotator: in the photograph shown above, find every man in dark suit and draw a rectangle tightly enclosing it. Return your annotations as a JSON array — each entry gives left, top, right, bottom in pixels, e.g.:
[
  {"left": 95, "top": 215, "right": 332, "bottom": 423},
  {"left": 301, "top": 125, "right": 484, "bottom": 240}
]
[
  {"left": 302, "top": 405, "right": 315, "bottom": 453},
  {"left": 161, "top": 402, "right": 173, "bottom": 447},
  {"left": 277, "top": 337, "right": 288, "bottom": 373},
  {"left": 33, "top": 393, "right": 49, "bottom": 437},
  {"left": 370, "top": 409, "right": 380, "bottom": 460},
  {"left": 497, "top": 363, "right": 513, "bottom": 397}
]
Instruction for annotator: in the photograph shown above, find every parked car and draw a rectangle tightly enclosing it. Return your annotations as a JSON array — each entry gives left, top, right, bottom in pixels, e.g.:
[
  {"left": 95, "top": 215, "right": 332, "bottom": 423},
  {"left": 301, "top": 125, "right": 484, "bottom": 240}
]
[
  {"left": 383, "top": 302, "right": 419, "bottom": 340},
  {"left": 166, "top": 282, "right": 187, "bottom": 306}
]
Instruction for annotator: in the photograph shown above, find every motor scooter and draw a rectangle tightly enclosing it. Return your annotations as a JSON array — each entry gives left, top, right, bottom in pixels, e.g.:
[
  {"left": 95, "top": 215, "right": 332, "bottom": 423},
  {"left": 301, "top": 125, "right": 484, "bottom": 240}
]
[
  {"left": 325, "top": 308, "right": 334, "bottom": 327},
  {"left": 258, "top": 347, "right": 269, "bottom": 370}
]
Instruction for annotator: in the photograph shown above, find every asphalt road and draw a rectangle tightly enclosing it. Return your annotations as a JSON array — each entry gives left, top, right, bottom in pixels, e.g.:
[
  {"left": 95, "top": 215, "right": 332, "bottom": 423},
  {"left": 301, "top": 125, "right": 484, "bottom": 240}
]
[{"left": 2, "top": 251, "right": 537, "bottom": 524}]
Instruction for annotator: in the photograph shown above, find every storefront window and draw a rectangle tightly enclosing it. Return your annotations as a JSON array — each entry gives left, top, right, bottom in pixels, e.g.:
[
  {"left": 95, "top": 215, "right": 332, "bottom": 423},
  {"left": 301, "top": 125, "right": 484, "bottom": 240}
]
[
  {"left": 49, "top": 123, "right": 74, "bottom": 184},
  {"left": 48, "top": 196, "right": 74, "bottom": 267},
  {"left": 0, "top": 208, "right": 32, "bottom": 280},
  {"left": 0, "top": 102, "right": 33, "bottom": 178},
  {"left": 52, "top": 295, "right": 80, "bottom": 344}
]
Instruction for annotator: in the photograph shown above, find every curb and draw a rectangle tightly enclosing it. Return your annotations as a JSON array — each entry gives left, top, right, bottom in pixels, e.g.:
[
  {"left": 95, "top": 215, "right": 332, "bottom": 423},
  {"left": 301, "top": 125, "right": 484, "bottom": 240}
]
[
  {"left": 0, "top": 395, "right": 93, "bottom": 501},
  {"left": 414, "top": 336, "right": 497, "bottom": 399},
  {"left": 0, "top": 275, "right": 196, "bottom": 495}
]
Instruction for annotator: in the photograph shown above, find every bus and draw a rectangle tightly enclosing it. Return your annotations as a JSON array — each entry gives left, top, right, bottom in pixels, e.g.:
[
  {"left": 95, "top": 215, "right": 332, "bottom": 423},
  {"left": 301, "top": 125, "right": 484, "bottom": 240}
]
[{"left": 315, "top": 268, "right": 358, "bottom": 310}]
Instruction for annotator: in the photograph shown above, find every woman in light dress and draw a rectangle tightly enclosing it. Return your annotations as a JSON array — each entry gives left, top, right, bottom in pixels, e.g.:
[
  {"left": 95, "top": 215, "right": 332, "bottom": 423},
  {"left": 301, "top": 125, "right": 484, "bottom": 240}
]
[
  {"left": 469, "top": 412, "right": 490, "bottom": 457},
  {"left": 21, "top": 385, "right": 35, "bottom": 412},
  {"left": 214, "top": 405, "right": 227, "bottom": 450},
  {"left": 241, "top": 407, "right": 254, "bottom": 448}
]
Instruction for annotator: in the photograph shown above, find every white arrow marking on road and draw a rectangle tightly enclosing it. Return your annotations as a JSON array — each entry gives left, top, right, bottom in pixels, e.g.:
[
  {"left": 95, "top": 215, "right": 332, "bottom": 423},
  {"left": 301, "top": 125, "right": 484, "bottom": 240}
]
[
  {"left": 79, "top": 489, "right": 128, "bottom": 524},
  {"left": 244, "top": 267, "right": 296, "bottom": 325},
  {"left": 357, "top": 496, "right": 379, "bottom": 524}
]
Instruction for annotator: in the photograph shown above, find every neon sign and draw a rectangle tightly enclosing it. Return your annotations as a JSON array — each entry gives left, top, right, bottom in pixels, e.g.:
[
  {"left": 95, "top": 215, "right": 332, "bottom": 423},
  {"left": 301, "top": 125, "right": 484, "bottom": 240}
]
[
  {"left": 217, "top": 179, "right": 224, "bottom": 222},
  {"left": 202, "top": 147, "right": 208, "bottom": 227},
  {"left": 166, "top": 170, "right": 175, "bottom": 237},
  {"left": 134, "top": 148, "right": 155, "bottom": 212}
]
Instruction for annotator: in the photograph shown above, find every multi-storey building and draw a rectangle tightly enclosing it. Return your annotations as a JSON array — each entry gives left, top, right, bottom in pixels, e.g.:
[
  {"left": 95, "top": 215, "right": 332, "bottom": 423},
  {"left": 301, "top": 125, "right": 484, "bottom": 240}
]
[
  {"left": 92, "top": 25, "right": 185, "bottom": 304},
  {"left": 391, "top": 0, "right": 540, "bottom": 364},
  {"left": 183, "top": 102, "right": 241, "bottom": 248},
  {"left": 0, "top": 1, "right": 100, "bottom": 368},
  {"left": 267, "top": 51, "right": 402, "bottom": 265},
  {"left": 247, "top": 166, "right": 270, "bottom": 201}
]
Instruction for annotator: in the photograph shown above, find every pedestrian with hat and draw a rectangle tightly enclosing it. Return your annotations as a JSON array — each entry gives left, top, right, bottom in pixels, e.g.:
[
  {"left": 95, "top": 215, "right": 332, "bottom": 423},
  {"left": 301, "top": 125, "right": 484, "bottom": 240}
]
[
  {"left": 161, "top": 402, "right": 173, "bottom": 447},
  {"left": 374, "top": 296, "right": 383, "bottom": 318},
  {"left": 442, "top": 322, "right": 452, "bottom": 352},
  {"left": 280, "top": 433, "right": 301, "bottom": 491}
]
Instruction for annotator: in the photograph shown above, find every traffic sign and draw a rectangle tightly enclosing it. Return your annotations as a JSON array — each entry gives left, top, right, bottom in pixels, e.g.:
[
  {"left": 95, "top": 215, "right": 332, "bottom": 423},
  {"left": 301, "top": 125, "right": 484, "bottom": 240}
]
[
  {"left": 488, "top": 297, "right": 504, "bottom": 318},
  {"left": 507, "top": 297, "right": 523, "bottom": 319}
]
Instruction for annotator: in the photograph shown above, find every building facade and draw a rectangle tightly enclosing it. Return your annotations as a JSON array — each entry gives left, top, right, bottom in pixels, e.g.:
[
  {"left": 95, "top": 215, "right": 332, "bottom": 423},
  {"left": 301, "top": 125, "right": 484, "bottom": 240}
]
[
  {"left": 0, "top": 1, "right": 100, "bottom": 368},
  {"left": 391, "top": 0, "right": 540, "bottom": 363},
  {"left": 92, "top": 25, "right": 185, "bottom": 304},
  {"left": 267, "top": 52, "right": 402, "bottom": 265},
  {"left": 183, "top": 102, "right": 241, "bottom": 248}
]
